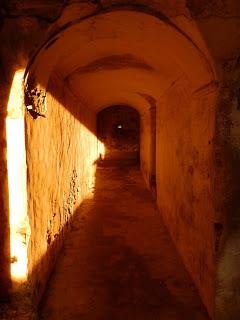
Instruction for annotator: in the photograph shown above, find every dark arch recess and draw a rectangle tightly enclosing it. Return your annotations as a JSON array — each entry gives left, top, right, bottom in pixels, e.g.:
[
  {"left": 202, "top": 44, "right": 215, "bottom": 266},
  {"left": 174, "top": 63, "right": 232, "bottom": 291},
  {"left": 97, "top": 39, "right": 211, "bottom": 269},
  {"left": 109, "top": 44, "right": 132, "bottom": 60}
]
[{"left": 97, "top": 105, "right": 140, "bottom": 163}]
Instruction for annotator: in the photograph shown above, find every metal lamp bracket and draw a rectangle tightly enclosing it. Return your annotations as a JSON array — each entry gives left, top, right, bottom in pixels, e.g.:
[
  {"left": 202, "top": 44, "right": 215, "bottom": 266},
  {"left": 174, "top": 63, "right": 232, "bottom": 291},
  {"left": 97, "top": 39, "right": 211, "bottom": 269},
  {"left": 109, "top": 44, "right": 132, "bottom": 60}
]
[{"left": 25, "top": 85, "right": 47, "bottom": 119}]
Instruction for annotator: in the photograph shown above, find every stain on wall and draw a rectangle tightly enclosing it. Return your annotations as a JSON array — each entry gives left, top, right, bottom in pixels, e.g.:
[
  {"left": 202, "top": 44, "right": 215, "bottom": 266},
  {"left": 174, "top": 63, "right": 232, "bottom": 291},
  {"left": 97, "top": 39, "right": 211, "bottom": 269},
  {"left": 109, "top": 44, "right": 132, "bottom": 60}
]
[
  {"left": 214, "top": 55, "right": 240, "bottom": 320},
  {"left": 156, "top": 79, "right": 217, "bottom": 317}
]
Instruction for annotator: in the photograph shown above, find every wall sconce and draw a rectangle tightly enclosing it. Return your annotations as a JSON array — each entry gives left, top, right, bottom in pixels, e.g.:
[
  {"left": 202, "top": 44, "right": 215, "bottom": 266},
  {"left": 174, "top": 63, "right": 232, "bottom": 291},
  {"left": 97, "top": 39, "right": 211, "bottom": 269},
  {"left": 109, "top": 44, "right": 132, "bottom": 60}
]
[{"left": 25, "top": 85, "right": 47, "bottom": 119}]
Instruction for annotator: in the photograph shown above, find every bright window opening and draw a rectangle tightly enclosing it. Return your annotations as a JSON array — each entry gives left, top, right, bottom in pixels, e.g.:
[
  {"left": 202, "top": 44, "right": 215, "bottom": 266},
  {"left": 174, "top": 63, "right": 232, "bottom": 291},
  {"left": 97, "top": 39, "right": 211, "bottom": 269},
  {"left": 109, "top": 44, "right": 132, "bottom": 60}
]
[{"left": 6, "top": 69, "right": 30, "bottom": 283}]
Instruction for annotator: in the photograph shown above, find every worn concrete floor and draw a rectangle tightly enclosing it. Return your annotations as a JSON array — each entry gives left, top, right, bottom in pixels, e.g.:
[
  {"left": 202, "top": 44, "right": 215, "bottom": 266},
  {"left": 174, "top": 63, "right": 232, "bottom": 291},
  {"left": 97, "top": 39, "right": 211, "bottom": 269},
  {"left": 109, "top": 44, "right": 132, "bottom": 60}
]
[{"left": 40, "top": 163, "right": 209, "bottom": 320}]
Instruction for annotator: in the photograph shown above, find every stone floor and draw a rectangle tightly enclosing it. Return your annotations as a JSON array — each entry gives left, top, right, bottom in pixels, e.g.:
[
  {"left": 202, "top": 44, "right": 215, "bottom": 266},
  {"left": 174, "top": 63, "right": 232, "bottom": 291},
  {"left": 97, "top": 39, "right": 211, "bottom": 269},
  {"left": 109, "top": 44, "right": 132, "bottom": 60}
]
[{"left": 39, "top": 162, "right": 210, "bottom": 320}]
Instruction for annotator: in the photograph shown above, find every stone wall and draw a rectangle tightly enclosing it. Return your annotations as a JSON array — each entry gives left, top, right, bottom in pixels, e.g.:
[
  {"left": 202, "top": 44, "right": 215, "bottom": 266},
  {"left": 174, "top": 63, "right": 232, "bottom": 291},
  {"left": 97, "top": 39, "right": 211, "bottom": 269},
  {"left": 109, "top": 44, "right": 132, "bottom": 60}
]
[
  {"left": 140, "top": 110, "right": 152, "bottom": 188},
  {"left": 156, "top": 79, "right": 217, "bottom": 318},
  {"left": 25, "top": 74, "right": 98, "bottom": 302},
  {"left": 214, "top": 57, "right": 240, "bottom": 320}
]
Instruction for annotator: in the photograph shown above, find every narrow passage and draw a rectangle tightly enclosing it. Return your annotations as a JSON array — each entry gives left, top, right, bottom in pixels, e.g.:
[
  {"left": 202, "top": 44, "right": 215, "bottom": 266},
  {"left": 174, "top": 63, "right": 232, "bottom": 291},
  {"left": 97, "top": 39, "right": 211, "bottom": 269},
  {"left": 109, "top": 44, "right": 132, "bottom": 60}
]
[{"left": 40, "top": 163, "right": 209, "bottom": 320}]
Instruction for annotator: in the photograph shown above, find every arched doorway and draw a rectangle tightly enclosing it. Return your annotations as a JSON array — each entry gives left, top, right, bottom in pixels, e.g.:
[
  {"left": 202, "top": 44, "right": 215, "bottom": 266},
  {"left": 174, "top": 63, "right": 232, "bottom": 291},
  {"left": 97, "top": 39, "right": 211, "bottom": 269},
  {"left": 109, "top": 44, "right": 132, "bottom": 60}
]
[{"left": 97, "top": 105, "right": 140, "bottom": 163}]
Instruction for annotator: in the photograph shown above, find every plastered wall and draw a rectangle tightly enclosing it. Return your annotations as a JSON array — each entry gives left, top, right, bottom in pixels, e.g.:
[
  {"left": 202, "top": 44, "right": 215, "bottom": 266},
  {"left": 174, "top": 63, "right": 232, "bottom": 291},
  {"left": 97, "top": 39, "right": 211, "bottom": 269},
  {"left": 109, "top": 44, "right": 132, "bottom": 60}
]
[
  {"left": 156, "top": 80, "right": 217, "bottom": 317},
  {"left": 25, "top": 74, "right": 98, "bottom": 302},
  {"left": 214, "top": 59, "right": 240, "bottom": 319},
  {"left": 140, "top": 110, "right": 152, "bottom": 188}
]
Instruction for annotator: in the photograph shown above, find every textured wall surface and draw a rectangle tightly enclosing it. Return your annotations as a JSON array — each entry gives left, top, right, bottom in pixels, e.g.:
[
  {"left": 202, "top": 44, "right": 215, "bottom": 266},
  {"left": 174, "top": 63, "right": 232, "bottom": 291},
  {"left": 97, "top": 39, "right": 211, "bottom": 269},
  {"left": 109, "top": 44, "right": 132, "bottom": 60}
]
[
  {"left": 140, "top": 110, "right": 152, "bottom": 188},
  {"left": 25, "top": 74, "right": 98, "bottom": 302},
  {"left": 214, "top": 57, "right": 240, "bottom": 320},
  {"left": 156, "top": 79, "right": 217, "bottom": 317}
]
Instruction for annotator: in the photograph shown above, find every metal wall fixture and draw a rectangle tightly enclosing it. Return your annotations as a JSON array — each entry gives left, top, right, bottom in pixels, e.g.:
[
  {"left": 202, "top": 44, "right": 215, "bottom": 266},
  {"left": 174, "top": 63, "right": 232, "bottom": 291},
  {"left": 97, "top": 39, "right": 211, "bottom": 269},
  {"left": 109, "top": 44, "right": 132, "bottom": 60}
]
[{"left": 25, "top": 85, "right": 47, "bottom": 119}]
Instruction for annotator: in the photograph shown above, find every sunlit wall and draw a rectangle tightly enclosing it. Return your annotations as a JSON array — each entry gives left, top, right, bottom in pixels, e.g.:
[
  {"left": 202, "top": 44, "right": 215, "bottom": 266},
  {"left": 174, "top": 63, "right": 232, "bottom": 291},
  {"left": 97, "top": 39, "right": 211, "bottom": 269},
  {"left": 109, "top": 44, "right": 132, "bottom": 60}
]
[{"left": 25, "top": 73, "right": 101, "bottom": 302}]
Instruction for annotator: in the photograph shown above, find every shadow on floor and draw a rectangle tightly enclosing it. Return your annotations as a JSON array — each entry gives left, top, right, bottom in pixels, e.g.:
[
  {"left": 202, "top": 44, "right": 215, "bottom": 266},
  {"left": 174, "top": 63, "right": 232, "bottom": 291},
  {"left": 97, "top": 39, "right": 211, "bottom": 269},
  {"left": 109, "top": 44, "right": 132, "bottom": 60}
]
[{"left": 37, "top": 161, "right": 210, "bottom": 320}]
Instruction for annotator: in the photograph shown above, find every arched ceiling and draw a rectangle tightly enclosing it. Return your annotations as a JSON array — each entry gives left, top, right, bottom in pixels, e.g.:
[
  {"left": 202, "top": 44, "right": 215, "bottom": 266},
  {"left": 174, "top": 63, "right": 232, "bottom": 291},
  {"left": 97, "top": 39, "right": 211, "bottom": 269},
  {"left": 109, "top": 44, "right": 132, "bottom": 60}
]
[{"left": 25, "top": 10, "right": 216, "bottom": 114}]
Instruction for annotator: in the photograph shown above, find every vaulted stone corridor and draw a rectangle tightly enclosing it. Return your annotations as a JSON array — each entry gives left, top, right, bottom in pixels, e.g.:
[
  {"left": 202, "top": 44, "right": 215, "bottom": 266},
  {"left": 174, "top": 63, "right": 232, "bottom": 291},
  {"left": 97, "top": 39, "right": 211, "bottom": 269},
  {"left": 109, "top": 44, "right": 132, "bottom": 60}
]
[{"left": 0, "top": 1, "right": 240, "bottom": 320}]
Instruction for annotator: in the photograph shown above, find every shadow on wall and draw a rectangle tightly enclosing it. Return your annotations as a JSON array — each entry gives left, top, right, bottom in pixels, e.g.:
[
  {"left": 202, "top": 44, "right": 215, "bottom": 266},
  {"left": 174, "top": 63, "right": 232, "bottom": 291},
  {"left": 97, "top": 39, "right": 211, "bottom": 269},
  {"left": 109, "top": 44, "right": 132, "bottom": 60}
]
[
  {"left": 24, "top": 73, "right": 101, "bottom": 304},
  {"left": 19, "top": 71, "right": 145, "bottom": 310},
  {"left": 1, "top": 67, "right": 104, "bottom": 313}
]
